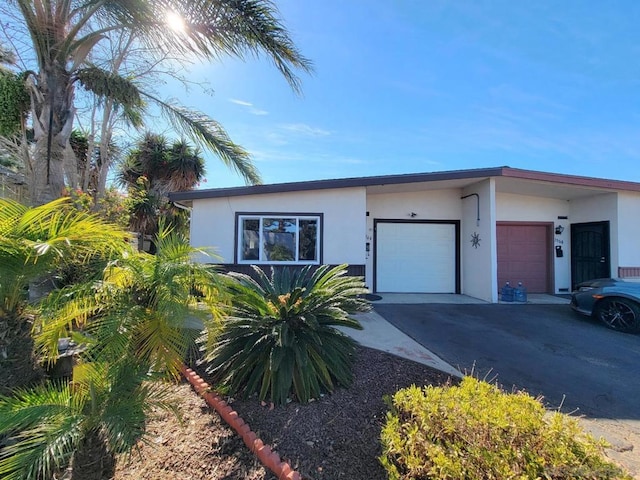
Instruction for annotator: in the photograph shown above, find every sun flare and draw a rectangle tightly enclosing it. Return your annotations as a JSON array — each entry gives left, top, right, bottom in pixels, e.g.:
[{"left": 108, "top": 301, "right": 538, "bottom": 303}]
[{"left": 166, "top": 11, "right": 186, "bottom": 33}]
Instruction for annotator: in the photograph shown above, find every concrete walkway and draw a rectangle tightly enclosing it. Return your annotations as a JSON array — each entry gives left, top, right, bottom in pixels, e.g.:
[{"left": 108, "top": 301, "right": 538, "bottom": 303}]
[{"left": 345, "top": 309, "right": 463, "bottom": 377}]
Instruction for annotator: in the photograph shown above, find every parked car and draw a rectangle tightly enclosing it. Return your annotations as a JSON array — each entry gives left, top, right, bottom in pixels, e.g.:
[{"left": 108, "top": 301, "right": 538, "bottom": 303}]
[{"left": 571, "top": 278, "right": 640, "bottom": 333}]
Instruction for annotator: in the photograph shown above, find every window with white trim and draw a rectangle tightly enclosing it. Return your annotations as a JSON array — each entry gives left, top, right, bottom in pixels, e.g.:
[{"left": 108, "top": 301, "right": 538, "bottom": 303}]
[{"left": 238, "top": 215, "right": 321, "bottom": 264}]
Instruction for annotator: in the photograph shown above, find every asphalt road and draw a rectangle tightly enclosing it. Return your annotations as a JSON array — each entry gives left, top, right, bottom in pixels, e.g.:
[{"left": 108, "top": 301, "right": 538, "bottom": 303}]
[{"left": 373, "top": 303, "right": 640, "bottom": 421}]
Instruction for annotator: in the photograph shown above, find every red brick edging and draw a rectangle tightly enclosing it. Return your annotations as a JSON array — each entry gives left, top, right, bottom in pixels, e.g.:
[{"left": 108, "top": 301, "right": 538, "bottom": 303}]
[{"left": 180, "top": 365, "right": 302, "bottom": 480}]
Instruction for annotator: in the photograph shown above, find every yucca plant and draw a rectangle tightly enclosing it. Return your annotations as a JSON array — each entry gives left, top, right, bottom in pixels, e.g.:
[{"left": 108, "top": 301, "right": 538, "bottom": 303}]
[{"left": 203, "top": 264, "right": 370, "bottom": 405}]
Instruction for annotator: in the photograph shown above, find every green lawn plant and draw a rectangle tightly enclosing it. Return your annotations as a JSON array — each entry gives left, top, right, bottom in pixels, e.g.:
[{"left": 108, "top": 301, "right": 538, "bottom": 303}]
[
  {"left": 380, "top": 376, "right": 631, "bottom": 480},
  {"left": 203, "top": 264, "right": 370, "bottom": 405}
]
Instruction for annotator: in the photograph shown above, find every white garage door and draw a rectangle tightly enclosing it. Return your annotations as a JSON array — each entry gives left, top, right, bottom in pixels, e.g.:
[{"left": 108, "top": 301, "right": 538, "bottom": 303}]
[{"left": 376, "top": 222, "right": 456, "bottom": 293}]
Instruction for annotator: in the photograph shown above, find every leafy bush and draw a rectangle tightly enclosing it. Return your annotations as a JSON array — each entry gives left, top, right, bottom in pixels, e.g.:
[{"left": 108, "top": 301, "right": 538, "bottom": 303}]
[
  {"left": 203, "top": 264, "right": 370, "bottom": 405},
  {"left": 380, "top": 377, "right": 631, "bottom": 480}
]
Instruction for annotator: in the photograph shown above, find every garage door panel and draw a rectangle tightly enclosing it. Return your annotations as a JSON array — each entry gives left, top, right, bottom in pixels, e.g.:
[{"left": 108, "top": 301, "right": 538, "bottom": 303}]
[
  {"left": 376, "top": 222, "right": 456, "bottom": 293},
  {"left": 497, "top": 224, "right": 550, "bottom": 294}
]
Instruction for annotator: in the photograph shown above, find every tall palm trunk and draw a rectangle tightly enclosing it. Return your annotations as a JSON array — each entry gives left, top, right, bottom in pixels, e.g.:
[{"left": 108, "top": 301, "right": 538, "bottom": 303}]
[
  {"left": 30, "top": 65, "right": 76, "bottom": 205},
  {"left": 0, "top": 311, "right": 43, "bottom": 395},
  {"left": 72, "top": 429, "right": 116, "bottom": 480}
]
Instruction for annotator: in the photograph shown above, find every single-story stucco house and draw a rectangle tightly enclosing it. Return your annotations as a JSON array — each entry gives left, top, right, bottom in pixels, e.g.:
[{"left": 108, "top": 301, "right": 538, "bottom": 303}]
[{"left": 169, "top": 166, "right": 640, "bottom": 303}]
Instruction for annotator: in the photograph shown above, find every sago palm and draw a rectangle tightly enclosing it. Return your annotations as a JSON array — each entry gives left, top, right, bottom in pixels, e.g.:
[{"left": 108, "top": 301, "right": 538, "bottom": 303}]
[
  {"left": 203, "top": 265, "right": 370, "bottom": 405},
  {"left": 3, "top": 0, "right": 311, "bottom": 204}
]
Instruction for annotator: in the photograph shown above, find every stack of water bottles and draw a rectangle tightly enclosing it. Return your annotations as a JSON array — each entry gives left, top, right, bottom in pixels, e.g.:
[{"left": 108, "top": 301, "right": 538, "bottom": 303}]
[{"left": 500, "top": 281, "right": 527, "bottom": 303}]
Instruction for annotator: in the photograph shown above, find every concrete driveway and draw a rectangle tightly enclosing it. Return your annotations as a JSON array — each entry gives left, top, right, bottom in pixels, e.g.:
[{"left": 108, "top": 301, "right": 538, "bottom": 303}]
[{"left": 373, "top": 302, "right": 640, "bottom": 477}]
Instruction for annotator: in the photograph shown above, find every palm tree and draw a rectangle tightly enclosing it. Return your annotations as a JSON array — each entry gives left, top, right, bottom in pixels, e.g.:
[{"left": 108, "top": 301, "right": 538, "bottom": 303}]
[
  {"left": 0, "top": 357, "right": 177, "bottom": 480},
  {"left": 34, "top": 225, "right": 225, "bottom": 378},
  {"left": 119, "top": 132, "right": 207, "bottom": 247},
  {"left": 0, "top": 197, "right": 127, "bottom": 393},
  {"left": 0, "top": 228, "right": 226, "bottom": 479},
  {"left": 4, "top": 0, "right": 311, "bottom": 205}
]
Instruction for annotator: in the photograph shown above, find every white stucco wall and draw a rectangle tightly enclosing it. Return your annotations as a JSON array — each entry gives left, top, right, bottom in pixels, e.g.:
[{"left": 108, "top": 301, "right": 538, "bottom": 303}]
[
  {"left": 616, "top": 192, "right": 640, "bottom": 268},
  {"left": 569, "top": 193, "right": 619, "bottom": 277},
  {"left": 461, "top": 179, "right": 496, "bottom": 302},
  {"left": 189, "top": 187, "right": 367, "bottom": 265},
  {"left": 365, "top": 188, "right": 463, "bottom": 289},
  {"left": 496, "top": 193, "right": 571, "bottom": 293}
]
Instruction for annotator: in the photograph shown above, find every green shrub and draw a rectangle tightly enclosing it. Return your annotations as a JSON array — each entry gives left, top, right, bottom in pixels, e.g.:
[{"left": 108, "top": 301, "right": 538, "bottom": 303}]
[
  {"left": 202, "top": 264, "right": 370, "bottom": 405},
  {"left": 380, "top": 377, "right": 631, "bottom": 480}
]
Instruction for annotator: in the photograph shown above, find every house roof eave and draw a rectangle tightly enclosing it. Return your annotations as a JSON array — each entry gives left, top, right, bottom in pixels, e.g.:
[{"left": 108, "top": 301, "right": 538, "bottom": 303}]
[{"left": 168, "top": 166, "right": 640, "bottom": 202}]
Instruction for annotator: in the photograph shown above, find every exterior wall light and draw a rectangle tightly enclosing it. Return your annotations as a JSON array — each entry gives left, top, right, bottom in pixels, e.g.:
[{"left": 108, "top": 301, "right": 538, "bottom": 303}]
[{"left": 555, "top": 225, "right": 565, "bottom": 235}]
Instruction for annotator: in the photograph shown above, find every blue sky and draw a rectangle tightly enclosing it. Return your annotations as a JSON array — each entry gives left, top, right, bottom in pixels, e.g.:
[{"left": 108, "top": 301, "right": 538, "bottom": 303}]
[{"left": 166, "top": 0, "right": 640, "bottom": 187}]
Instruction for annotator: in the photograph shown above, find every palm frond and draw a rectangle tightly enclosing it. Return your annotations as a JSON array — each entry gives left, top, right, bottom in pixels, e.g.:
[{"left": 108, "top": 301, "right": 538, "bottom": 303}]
[
  {"left": 0, "top": 418, "right": 81, "bottom": 480},
  {"left": 167, "top": 0, "right": 313, "bottom": 92},
  {"left": 141, "top": 93, "right": 261, "bottom": 185},
  {"left": 0, "top": 381, "right": 82, "bottom": 480},
  {"left": 34, "top": 281, "right": 102, "bottom": 362},
  {"left": 35, "top": 227, "right": 226, "bottom": 376},
  {"left": 97, "top": 0, "right": 312, "bottom": 92},
  {"left": 75, "top": 65, "right": 144, "bottom": 111},
  {"left": 1, "top": 198, "right": 130, "bottom": 316}
]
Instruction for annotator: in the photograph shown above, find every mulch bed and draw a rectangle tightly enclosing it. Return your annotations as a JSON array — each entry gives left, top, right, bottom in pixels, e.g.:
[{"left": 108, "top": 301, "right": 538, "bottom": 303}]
[
  {"left": 195, "top": 346, "right": 455, "bottom": 480},
  {"left": 114, "top": 382, "right": 275, "bottom": 480}
]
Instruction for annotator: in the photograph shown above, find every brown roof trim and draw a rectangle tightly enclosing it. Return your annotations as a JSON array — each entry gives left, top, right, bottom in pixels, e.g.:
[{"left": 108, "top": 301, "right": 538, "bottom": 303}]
[
  {"left": 500, "top": 167, "right": 640, "bottom": 191},
  {"left": 169, "top": 166, "right": 640, "bottom": 202}
]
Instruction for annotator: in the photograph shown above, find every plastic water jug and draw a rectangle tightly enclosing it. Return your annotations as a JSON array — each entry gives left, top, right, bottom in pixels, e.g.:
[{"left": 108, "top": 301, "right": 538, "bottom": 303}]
[
  {"left": 500, "top": 282, "right": 514, "bottom": 302},
  {"left": 514, "top": 282, "right": 527, "bottom": 303}
]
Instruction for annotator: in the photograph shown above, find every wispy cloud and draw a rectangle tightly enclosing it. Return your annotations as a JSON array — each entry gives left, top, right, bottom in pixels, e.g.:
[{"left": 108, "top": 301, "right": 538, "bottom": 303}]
[
  {"left": 265, "top": 132, "right": 289, "bottom": 146},
  {"left": 229, "top": 98, "right": 252, "bottom": 107},
  {"left": 280, "top": 123, "right": 331, "bottom": 137},
  {"left": 228, "top": 98, "right": 269, "bottom": 116}
]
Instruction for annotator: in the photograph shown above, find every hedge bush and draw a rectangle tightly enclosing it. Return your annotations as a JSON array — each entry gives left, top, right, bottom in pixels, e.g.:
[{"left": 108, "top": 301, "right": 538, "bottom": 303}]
[{"left": 380, "top": 377, "right": 631, "bottom": 480}]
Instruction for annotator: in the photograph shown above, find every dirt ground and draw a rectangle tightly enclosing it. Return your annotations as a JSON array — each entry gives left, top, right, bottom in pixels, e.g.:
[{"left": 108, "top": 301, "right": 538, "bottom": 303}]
[
  {"left": 114, "top": 346, "right": 452, "bottom": 480},
  {"left": 115, "top": 346, "right": 636, "bottom": 480},
  {"left": 114, "top": 382, "right": 275, "bottom": 480}
]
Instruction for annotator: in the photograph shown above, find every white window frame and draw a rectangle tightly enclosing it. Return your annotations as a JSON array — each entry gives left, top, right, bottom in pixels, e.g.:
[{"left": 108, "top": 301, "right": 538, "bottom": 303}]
[{"left": 237, "top": 214, "right": 321, "bottom": 264}]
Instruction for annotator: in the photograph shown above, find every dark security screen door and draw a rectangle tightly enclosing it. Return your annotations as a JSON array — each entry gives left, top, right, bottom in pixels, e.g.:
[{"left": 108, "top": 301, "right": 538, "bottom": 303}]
[{"left": 571, "top": 221, "right": 610, "bottom": 289}]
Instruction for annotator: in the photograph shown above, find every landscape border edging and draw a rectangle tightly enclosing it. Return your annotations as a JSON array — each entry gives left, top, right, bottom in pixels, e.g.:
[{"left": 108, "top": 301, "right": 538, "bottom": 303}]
[{"left": 181, "top": 365, "right": 302, "bottom": 480}]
